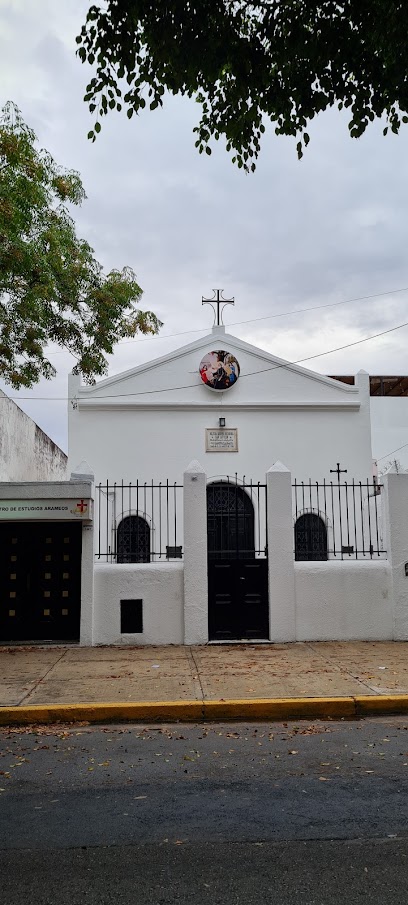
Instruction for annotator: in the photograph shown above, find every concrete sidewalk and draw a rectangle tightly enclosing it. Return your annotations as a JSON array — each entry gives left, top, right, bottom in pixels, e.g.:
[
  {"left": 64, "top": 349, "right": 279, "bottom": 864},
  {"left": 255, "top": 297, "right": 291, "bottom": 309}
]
[{"left": 1, "top": 641, "right": 408, "bottom": 724}]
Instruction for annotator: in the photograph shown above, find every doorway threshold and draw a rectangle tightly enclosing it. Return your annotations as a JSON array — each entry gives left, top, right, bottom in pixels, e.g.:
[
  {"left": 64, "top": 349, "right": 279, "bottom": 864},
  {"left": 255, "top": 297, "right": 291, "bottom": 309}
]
[{"left": 208, "top": 639, "right": 272, "bottom": 644}]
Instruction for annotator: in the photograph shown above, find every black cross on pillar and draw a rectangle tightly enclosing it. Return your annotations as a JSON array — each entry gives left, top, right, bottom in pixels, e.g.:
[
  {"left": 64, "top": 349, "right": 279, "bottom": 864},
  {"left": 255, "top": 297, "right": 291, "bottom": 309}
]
[
  {"left": 330, "top": 462, "right": 348, "bottom": 481},
  {"left": 202, "top": 289, "right": 234, "bottom": 326}
]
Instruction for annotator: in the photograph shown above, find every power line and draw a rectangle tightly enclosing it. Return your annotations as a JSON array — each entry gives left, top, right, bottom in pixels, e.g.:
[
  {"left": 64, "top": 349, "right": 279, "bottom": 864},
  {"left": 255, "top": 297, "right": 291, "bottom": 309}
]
[
  {"left": 45, "top": 283, "right": 408, "bottom": 355},
  {"left": 243, "top": 318, "right": 408, "bottom": 380},
  {"left": 377, "top": 442, "right": 408, "bottom": 462},
  {"left": 222, "top": 284, "right": 408, "bottom": 330},
  {"left": 5, "top": 316, "right": 408, "bottom": 403}
]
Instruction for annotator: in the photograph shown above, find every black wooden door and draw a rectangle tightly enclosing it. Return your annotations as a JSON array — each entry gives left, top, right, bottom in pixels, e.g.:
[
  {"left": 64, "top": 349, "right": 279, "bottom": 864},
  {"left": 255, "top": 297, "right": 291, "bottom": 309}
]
[
  {"left": 207, "top": 482, "right": 269, "bottom": 641},
  {"left": 0, "top": 522, "right": 82, "bottom": 643},
  {"left": 208, "top": 558, "right": 269, "bottom": 640}
]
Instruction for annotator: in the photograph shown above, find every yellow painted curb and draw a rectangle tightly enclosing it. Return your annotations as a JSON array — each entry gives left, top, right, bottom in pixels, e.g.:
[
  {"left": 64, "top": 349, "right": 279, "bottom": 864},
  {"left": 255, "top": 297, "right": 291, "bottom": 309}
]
[
  {"left": 355, "top": 695, "right": 408, "bottom": 715},
  {"left": 0, "top": 700, "right": 203, "bottom": 726},
  {"left": 203, "top": 697, "right": 356, "bottom": 721},
  {"left": 2, "top": 695, "right": 408, "bottom": 726}
]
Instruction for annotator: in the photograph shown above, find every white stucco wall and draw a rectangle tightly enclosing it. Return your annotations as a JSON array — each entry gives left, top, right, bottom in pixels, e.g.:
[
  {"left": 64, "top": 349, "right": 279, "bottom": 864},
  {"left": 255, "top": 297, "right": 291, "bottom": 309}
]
[
  {"left": 93, "top": 563, "right": 184, "bottom": 645},
  {"left": 93, "top": 559, "right": 393, "bottom": 646},
  {"left": 294, "top": 560, "right": 393, "bottom": 641},
  {"left": 68, "top": 328, "right": 373, "bottom": 486},
  {"left": 381, "top": 471, "right": 408, "bottom": 640},
  {"left": 71, "top": 406, "right": 372, "bottom": 486},
  {"left": 0, "top": 390, "right": 67, "bottom": 481}
]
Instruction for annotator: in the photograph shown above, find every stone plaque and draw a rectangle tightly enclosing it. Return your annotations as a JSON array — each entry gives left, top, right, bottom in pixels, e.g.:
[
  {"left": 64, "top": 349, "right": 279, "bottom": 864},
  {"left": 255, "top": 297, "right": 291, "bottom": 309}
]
[{"left": 205, "top": 428, "right": 238, "bottom": 452}]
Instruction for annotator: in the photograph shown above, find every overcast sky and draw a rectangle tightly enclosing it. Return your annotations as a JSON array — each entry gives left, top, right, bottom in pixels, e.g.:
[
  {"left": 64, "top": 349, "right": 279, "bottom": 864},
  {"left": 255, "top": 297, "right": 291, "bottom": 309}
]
[{"left": 1, "top": 0, "right": 408, "bottom": 469}]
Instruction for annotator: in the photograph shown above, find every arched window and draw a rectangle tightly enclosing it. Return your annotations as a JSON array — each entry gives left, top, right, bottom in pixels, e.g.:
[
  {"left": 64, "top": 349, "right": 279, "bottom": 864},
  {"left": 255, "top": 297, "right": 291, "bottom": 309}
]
[
  {"left": 117, "top": 515, "right": 150, "bottom": 564},
  {"left": 295, "top": 513, "right": 328, "bottom": 561},
  {"left": 207, "top": 482, "right": 255, "bottom": 560}
]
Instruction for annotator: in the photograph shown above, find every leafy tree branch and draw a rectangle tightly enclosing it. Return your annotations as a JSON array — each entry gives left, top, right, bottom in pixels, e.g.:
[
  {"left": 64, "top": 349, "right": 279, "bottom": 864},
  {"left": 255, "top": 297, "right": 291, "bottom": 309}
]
[
  {"left": 77, "top": 0, "right": 408, "bottom": 171},
  {"left": 0, "top": 101, "right": 161, "bottom": 388}
]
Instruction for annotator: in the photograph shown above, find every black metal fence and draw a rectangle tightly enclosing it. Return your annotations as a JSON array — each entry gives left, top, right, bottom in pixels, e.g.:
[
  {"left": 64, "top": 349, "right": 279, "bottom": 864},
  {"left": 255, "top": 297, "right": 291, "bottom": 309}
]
[
  {"left": 96, "top": 481, "right": 183, "bottom": 562},
  {"left": 96, "top": 476, "right": 385, "bottom": 564},
  {"left": 292, "top": 479, "right": 384, "bottom": 560}
]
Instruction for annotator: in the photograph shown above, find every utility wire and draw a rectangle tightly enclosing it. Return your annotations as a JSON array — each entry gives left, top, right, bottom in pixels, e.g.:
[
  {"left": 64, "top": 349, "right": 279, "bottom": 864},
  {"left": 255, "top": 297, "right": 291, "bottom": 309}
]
[
  {"left": 377, "top": 442, "right": 408, "bottom": 462},
  {"left": 5, "top": 316, "right": 408, "bottom": 402},
  {"left": 45, "top": 283, "right": 408, "bottom": 355}
]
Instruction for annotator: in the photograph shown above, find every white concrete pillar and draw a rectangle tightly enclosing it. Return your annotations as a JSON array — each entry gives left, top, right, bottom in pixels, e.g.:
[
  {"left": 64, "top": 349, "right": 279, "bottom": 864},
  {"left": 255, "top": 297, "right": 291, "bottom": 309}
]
[
  {"left": 183, "top": 460, "right": 208, "bottom": 644},
  {"left": 355, "top": 369, "right": 374, "bottom": 479},
  {"left": 80, "top": 521, "right": 94, "bottom": 645},
  {"left": 266, "top": 461, "right": 296, "bottom": 641},
  {"left": 382, "top": 469, "right": 408, "bottom": 639},
  {"left": 78, "top": 476, "right": 95, "bottom": 645}
]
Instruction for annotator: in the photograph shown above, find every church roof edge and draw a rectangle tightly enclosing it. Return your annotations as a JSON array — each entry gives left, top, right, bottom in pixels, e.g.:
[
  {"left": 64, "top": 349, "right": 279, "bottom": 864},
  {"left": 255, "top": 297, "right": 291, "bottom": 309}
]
[{"left": 75, "top": 329, "right": 360, "bottom": 396}]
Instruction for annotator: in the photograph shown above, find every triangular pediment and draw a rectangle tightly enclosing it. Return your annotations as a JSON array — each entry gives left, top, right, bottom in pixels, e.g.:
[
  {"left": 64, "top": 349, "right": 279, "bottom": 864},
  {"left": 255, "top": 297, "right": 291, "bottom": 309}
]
[{"left": 74, "top": 329, "right": 362, "bottom": 410}]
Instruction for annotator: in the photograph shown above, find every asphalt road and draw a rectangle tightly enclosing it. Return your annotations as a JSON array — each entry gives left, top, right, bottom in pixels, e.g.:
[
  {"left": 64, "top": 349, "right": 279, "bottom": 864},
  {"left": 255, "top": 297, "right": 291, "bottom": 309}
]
[{"left": 1, "top": 717, "right": 408, "bottom": 904}]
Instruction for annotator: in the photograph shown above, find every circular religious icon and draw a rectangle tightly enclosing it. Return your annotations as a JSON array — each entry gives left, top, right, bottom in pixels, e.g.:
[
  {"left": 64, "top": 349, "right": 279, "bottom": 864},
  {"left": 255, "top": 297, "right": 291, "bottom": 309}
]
[{"left": 199, "top": 350, "right": 240, "bottom": 391}]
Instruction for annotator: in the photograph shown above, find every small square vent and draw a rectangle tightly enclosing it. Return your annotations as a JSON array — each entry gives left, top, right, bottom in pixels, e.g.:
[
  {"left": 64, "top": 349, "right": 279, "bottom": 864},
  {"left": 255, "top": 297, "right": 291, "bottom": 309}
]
[{"left": 121, "top": 599, "right": 143, "bottom": 633}]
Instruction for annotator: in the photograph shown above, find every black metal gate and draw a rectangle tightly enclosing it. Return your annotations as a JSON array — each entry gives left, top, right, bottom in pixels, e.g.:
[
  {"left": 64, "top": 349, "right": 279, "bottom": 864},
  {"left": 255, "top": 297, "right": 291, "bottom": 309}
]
[
  {"left": 0, "top": 522, "right": 82, "bottom": 643},
  {"left": 207, "top": 480, "right": 269, "bottom": 641}
]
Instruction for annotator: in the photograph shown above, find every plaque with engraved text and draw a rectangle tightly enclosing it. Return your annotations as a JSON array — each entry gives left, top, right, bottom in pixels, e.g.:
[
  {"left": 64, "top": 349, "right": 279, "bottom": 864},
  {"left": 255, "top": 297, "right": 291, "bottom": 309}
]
[{"left": 205, "top": 428, "right": 238, "bottom": 452}]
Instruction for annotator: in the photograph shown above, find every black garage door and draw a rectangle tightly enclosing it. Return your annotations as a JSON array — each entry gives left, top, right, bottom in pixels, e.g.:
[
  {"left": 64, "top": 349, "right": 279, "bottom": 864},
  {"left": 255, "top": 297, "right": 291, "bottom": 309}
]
[{"left": 0, "top": 522, "right": 82, "bottom": 643}]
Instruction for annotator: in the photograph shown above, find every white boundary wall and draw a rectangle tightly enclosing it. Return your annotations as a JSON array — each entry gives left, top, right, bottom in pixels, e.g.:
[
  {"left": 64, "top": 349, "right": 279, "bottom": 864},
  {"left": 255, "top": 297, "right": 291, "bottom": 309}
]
[
  {"left": 0, "top": 390, "right": 67, "bottom": 481},
  {"left": 266, "top": 464, "right": 405, "bottom": 643},
  {"left": 294, "top": 561, "right": 392, "bottom": 641},
  {"left": 93, "top": 563, "right": 184, "bottom": 645},
  {"left": 90, "top": 463, "right": 408, "bottom": 646}
]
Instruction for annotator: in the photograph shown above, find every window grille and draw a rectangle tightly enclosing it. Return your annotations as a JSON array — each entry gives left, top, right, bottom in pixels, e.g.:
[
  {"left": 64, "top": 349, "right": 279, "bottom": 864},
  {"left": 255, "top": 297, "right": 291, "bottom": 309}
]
[
  {"left": 207, "top": 481, "right": 265, "bottom": 559},
  {"left": 295, "top": 513, "right": 328, "bottom": 561},
  {"left": 117, "top": 515, "right": 150, "bottom": 563}
]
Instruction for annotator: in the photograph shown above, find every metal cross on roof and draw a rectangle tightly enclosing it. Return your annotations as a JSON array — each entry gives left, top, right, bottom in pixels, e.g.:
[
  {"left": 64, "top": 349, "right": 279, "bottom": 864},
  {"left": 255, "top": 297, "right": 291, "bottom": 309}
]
[{"left": 202, "top": 289, "right": 235, "bottom": 326}]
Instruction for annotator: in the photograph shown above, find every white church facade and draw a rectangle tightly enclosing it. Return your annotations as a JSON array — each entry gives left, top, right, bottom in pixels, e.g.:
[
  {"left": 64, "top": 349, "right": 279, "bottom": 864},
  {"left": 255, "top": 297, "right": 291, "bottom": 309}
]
[
  {"left": 66, "top": 322, "right": 403, "bottom": 647},
  {"left": 68, "top": 324, "right": 373, "bottom": 485},
  {"left": 1, "top": 316, "right": 408, "bottom": 647}
]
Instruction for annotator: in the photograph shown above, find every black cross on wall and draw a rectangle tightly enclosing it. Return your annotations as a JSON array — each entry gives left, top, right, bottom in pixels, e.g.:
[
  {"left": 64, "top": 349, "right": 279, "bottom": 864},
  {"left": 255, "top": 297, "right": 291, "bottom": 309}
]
[{"left": 330, "top": 463, "right": 348, "bottom": 481}]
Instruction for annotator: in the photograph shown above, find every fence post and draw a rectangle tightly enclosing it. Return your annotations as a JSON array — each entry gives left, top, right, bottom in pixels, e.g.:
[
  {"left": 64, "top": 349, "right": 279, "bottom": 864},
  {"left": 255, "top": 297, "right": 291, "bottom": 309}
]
[
  {"left": 382, "top": 468, "right": 408, "bottom": 639},
  {"left": 183, "top": 460, "right": 208, "bottom": 644},
  {"left": 266, "top": 462, "right": 296, "bottom": 641}
]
